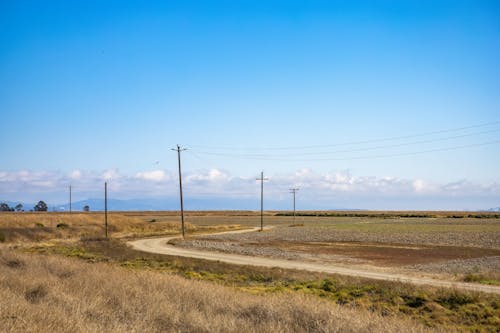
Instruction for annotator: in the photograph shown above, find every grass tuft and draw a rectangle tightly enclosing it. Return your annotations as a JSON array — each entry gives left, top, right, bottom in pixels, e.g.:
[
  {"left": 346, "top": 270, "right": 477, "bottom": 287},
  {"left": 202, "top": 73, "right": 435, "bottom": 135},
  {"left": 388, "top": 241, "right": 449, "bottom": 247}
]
[
  {"left": 24, "top": 285, "right": 48, "bottom": 304},
  {"left": 463, "top": 273, "right": 500, "bottom": 286}
]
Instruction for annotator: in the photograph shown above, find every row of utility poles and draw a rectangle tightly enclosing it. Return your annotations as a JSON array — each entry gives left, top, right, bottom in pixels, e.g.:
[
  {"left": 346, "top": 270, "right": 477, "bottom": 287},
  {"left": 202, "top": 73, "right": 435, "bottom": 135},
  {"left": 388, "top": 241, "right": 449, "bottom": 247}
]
[
  {"left": 66, "top": 144, "right": 299, "bottom": 240},
  {"left": 174, "top": 145, "right": 299, "bottom": 237}
]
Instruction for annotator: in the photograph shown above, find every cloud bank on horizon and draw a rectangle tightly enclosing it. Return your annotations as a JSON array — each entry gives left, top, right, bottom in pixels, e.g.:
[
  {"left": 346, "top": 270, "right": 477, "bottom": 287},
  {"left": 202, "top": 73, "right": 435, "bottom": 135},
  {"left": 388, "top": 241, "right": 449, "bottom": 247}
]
[{"left": 1, "top": 168, "right": 498, "bottom": 210}]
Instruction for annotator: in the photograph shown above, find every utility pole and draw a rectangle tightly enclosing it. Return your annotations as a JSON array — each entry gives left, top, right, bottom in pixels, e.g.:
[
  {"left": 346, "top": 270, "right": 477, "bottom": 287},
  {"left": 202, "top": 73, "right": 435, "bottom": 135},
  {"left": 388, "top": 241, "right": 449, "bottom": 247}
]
[
  {"left": 69, "top": 185, "right": 72, "bottom": 213},
  {"left": 104, "top": 182, "right": 108, "bottom": 239},
  {"left": 172, "top": 145, "right": 187, "bottom": 239},
  {"left": 256, "top": 171, "right": 268, "bottom": 231},
  {"left": 289, "top": 188, "right": 299, "bottom": 224}
]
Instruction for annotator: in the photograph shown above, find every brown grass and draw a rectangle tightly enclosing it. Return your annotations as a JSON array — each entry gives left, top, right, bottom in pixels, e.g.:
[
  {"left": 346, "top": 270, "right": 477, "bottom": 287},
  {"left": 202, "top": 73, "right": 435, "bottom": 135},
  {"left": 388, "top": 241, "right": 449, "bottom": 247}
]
[
  {"left": 21, "top": 238, "right": 500, "bottom": 331},
  {"left": 2, "top": 211, "right": 498, "bottom": 331},
  {"left": 0, "top": 248, "right": 431, "bottom": 333},
  {"left": 0, "top": 212, "right": 246, "bottom": 243}
]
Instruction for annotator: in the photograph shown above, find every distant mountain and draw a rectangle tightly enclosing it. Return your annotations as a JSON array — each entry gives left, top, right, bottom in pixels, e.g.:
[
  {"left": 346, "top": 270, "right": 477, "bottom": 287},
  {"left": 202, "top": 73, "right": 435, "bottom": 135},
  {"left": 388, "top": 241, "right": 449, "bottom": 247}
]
[
  {"left": 3, "top": 197, "right": 498, "bottom": 212},
  {"left": 58, "top": 198, "right": 179, "bottom": 211},
  {"left": 54, "top": 197, "right": 270, "bottom": 211},
  {"left": 1, "top": 197, "right": 301, "bottom": 211}
]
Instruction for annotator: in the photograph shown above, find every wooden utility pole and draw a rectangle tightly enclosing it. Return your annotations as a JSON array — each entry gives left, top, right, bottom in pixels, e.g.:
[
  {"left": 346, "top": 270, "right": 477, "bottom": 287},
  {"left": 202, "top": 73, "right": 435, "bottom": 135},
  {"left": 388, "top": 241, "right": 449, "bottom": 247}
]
[
  {"left": 104, "top": 182, "right": 108, "bottom": 238},
  {"left": 289, "top": 188, "right": 299, "bottom": 224},
  {"left": 69, "top": 185, "right": 72, "bottom": 213},
  {"left": 256, "top": 171, "right": 268, "bottom": 231},
  {"left": 172, "top": 145, "right": 187, "bottom": 239}
]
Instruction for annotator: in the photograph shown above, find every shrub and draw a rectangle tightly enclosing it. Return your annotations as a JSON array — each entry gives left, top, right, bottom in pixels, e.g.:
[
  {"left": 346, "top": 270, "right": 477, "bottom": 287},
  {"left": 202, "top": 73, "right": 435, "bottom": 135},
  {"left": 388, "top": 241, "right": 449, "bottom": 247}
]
[
  {"left": 437, "top": 291, "right": 476, "bottom": 310},
  {"left": 56, "top": 223, "right": 69, "bottom": 229},
  {"left": 464, "top": 273, "right": 483, "bottom": 283},
  {"left": 0, "top": 231, "right": 5, "bottom": 242},
  {"left": 35, "top": 223, "right": 45, "bottom": 228},
  {"left": 403, "top": 295, "right": 427, "bottom": 308},
  {"left": 320, "top": 279, "right": 335, "bottom": 292}
]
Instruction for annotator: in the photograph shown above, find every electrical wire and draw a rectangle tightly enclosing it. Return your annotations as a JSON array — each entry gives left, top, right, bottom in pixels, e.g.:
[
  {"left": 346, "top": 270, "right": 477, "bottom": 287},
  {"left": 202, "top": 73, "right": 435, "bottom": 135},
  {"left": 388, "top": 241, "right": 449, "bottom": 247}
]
[
  {"left": 192, "top": 128, "right": 499, "bottom": 158},
  {"left": 187, "top": 120, "right": 500, "bottom": 151},
  {"left": 192, "top": 139, "right": 500, "bottom": 161}
]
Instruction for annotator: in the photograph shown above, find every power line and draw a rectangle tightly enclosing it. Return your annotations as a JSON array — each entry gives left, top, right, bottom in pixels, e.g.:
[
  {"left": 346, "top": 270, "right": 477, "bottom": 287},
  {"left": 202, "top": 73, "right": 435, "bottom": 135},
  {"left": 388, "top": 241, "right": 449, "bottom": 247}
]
[
  {"left": 185, "top": 150, "right": 205, "bottom": 162},
  {"left": 193, "top": 139, "right": 500, "bottom": 162},
  {"left": 193, "top": 128, "right": 499, "bottom": 158},
  {"left": 188, "top": 120, "right": 500, "bottom": 151}
]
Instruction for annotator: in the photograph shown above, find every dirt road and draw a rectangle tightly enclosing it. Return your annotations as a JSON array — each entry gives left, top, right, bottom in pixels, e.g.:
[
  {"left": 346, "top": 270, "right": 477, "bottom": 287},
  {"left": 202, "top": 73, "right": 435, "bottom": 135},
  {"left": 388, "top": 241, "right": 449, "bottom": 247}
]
[{"left": 128, "top": 227, "right": 500, "bottom": 294}]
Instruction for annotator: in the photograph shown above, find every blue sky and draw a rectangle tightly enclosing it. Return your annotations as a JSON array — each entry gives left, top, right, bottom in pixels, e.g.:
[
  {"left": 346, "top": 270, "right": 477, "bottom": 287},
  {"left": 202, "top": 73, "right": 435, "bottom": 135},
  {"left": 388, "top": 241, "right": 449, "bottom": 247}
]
[{"left": 1, "top": 1, "right": 499, "bottom": 209}]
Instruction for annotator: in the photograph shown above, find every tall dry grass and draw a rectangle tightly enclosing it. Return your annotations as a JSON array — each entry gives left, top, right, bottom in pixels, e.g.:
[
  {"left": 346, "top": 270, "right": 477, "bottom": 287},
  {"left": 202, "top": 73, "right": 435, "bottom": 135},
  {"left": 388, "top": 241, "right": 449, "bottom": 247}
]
[
  {"left": 0, "top": 249, "right": 432, "bottom": 333},
  {"left": 0, "top": 212, "right": 196, "bottom": 243}
]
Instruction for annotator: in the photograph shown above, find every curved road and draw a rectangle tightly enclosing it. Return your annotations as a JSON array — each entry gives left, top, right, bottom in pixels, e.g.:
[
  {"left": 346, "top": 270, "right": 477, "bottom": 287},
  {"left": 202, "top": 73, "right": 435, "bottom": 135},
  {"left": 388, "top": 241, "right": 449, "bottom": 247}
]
[{"left": 128, "top": 227, "right": 500, "bottom": 295}]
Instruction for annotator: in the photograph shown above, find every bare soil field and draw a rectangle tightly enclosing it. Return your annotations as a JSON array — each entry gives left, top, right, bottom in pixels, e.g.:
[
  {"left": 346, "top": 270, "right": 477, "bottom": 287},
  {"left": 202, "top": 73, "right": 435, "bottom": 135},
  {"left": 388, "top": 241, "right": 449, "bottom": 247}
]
[
  {"left": 181, "top": 237, "right": 500, "bottom": 266},
  {"left": 173, "top": 215, "right": 500, "bottom": 282},
  {"left": 191, "top": 218, "right": 500, "bottom": 248}
]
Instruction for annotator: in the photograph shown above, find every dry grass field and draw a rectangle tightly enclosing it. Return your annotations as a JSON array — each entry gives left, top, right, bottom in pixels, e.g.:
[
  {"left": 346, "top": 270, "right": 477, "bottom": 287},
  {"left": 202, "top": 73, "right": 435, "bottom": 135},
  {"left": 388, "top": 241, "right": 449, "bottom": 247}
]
[
  {"left": 0, "top": 248, "right": 429, "bottom": 333},
  {"left": 1, "top": 211, "right": 500, "bottom": 332},
  {"left": 0, "top": 211, "right": 245, "bottom": 243}
]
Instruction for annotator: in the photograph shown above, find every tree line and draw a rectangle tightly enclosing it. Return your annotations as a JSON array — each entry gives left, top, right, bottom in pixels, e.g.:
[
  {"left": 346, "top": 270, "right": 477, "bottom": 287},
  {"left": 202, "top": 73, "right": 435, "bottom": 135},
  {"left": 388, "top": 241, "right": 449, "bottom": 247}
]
[
  {"left": 0, "top": 200, "right": 90, "bottom": 212},
  {"left": 0, "top": 201, "right": 89, "bottom": 212},
  {"left": 0, "top": 201, "right": 48, "bottom": 212}
]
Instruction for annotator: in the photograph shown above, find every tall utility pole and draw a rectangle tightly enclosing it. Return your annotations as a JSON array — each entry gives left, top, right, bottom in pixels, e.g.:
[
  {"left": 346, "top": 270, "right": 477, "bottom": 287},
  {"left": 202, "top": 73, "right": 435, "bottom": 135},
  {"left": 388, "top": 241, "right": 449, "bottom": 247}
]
[
  {"left": 172, "top": 145, "right": 187, "bottom": 239},
  {"left": 289, "top": 188, "right": 299, "bottom": 224},
  {"left": 69, "top": 185, "right": 72, "bottom": 213},
  {"left": 104, "top": 182, "right": 108, "bottom": 239},
  {"left": 256, "top": 171, "right": 269, "bottom": 231}
]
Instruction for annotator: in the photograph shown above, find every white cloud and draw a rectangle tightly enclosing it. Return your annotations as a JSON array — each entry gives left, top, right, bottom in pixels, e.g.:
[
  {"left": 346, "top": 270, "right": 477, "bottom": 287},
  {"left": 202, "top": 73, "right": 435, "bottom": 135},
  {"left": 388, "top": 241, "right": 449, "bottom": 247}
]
[
  {"left": 135, "top": 170, "right": 169, "bottom": 182},
  {"left": 413, "top": 179, "right": 433, "bottom": 193},
  {"left": 70, "top": 170, "right": 82, "bottom": 180},
  {"left": 0, "top": 168, "right": 499, "bottom": 209},
  {"left": 0, "top": 170, "right": 60, "bottom": 187},
  {"left": 271, "top": 170, "right": 416, "bottom": 196},
  {"left": 30, "top": 180, "right": 55, "bottom": 187},
  {"left": 102, "top": 169, "right": 120, "bottom": 181},
  {"left": 186, "top": 169, "right": 231, "bottom": 183}
]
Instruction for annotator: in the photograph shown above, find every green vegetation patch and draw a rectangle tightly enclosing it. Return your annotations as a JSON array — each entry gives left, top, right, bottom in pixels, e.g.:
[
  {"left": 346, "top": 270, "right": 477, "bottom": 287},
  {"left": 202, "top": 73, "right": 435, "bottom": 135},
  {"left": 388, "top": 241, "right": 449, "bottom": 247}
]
[
  {"left": 25, "top": 244, "right": 106, "bottom": 263},
  {"left": 463, "top": 273, "right": 500, "bottom": 286}
]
